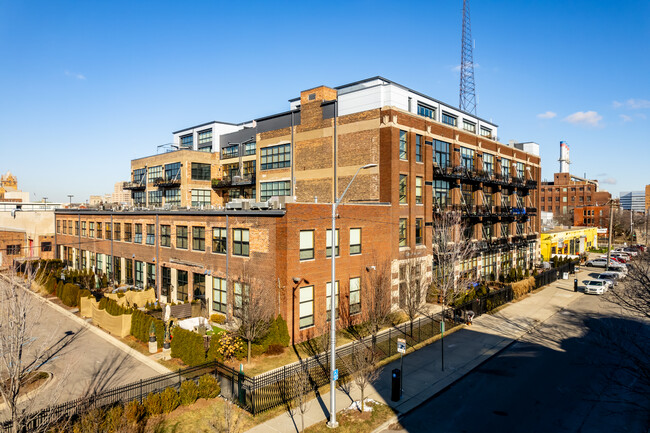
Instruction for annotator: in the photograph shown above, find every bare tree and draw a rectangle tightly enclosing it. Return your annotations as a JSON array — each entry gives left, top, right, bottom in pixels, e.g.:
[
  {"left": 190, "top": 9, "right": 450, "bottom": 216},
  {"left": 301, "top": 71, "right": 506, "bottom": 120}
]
[
  {"left": 606, "top": 253, "right": 650, "bottom": 320},
  {"left": 400, "top": 254, "right": 428, "bottom": 336},
  {"left": 232, "top": 264, "right": 274, "bottom": 364},
  {"left": 344, "top": 343, "right": 382, "bottom": 412},
  {"left": 204, "top": 400, "right": 243, "bottom": 433},
  {"left": 293, "top": 362, "right": 312, "bottom": 433},
  {"left": 361, "top": 258, "right": 393, "bottom": 349}
]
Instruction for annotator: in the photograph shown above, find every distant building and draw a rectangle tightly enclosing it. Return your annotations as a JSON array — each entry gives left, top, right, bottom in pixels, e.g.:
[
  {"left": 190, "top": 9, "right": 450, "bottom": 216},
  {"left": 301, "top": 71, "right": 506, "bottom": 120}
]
[
  {"left": 540, "top": 227, "right": 598, "bottom": 261},
  {"left": 573, "top": 205, "right": 608, "bottom": 228},
  {"left": 0, "top": 171, "right": 29, "bottom": 202},
  {"left": 620, "top": 190, "right": 645, "bottom": 212},
  {"left": 646, "top": 184, "right": 650, "bottom": 212},
  {"left": 540, "top": 172, "right": 611, "bottom": 217}
]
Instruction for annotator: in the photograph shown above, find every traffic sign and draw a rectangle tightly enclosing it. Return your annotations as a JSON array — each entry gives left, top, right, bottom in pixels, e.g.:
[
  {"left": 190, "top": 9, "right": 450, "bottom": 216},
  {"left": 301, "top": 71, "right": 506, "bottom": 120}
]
[
  {"left": 333, "top": 369, "right": 339, "bottom": 381},
  {"left": 397, "top": 338, "right": 406, "bottom": 354}
]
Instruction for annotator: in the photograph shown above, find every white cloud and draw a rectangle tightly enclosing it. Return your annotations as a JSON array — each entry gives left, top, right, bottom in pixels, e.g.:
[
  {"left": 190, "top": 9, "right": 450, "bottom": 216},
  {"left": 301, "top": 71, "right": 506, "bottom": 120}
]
[
  {"left": 601, "top": 177, "right": 617, "bottom": 185},
  {"left": 620, "top": 114, "right": 633, "bottom": 122},
  {"left": 65, "top": 70, "right": 86, "bottom": 80},
  {"left": 537, "top": 111, "right": 557, "bottom": 119},
  {"left": 612, "top": 98, "right": 650, "bottom": 109},
  {"left": 563, "top": 111, "right": 603, "bottom": 127}
]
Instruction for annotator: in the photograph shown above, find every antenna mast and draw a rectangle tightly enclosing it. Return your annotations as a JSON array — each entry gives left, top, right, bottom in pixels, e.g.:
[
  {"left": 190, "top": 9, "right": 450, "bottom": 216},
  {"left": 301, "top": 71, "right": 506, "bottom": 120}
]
[{"left": 460, "top": 0, "right": 477, "bottom": 114}]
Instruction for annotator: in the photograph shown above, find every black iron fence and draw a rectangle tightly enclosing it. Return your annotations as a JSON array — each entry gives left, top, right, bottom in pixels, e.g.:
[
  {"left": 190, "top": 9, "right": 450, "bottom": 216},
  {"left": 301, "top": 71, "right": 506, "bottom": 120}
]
[{"left": 2, "top": 262, "right": 579, "bottom": 428}]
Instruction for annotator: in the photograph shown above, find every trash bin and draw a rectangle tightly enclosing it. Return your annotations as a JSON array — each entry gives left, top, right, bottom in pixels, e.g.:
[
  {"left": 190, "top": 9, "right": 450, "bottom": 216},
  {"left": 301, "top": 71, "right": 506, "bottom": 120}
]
[{"left": 391, "top": 368, "right": 401, "bottom": 402}]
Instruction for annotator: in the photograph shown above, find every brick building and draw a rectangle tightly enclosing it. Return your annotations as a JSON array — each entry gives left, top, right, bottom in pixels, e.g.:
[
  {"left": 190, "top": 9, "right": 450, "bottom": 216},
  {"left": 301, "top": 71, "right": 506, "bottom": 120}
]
[
  {"left": 540, "top": 172, "right": 611, "bottom": 217},
  {"left": 56, "top": 77, "right": 541, "bottom": 342},
  {"left": 573, "top": 205, "right": 609, "bottom": 228}
]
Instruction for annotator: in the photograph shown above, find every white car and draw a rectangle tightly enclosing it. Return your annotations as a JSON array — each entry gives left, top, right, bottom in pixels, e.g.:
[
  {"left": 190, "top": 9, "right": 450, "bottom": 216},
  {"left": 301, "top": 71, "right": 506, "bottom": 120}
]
[
  {"left": 597, "top": 272, "right": 620, "bottom": 286},
  {"left": 582, "top": 279, "right": 609, "bottom": 295},
  {"left": 586, "top": 258, "right": 609, "bottom": 268}
]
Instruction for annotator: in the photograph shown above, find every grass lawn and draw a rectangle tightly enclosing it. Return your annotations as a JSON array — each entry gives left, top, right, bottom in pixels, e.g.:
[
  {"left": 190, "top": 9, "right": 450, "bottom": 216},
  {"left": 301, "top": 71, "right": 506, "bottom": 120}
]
[
  {"left": 206, "top": 325, "right": 226, "bottom": 336},
  {"left": 302, "top": 400, "right": 394, "bottom": 433}
]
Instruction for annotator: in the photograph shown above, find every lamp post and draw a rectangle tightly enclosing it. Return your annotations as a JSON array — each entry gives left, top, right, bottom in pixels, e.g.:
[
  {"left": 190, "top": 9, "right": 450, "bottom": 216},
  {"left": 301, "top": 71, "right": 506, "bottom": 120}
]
[{"left": 328, "top": 163, "right": 377, "bottom": 428}]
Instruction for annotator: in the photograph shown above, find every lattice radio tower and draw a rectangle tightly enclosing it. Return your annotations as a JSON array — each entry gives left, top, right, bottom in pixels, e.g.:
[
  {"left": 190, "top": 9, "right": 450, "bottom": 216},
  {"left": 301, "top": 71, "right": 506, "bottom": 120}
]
[{"left": 459, "top": 0, "right": 477, "bottom": 114}]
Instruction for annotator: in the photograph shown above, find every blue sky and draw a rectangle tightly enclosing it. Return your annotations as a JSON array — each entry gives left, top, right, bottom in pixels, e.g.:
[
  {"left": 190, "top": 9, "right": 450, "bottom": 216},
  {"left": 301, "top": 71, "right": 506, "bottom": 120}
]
[{"left": 1, "top": 0, "right": 648, "bottom": 203}]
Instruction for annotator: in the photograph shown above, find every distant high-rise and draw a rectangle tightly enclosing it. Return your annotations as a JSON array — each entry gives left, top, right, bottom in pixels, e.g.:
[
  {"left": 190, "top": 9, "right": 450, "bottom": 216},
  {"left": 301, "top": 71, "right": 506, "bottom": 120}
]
[{"left": 620, "top": 191, "right": 645, "bottom": 212}]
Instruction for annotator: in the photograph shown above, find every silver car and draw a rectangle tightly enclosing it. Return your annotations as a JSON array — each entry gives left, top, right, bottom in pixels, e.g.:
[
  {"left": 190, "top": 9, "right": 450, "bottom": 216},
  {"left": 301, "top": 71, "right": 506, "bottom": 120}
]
[{"left": 582, "top": 279, "right": 609, "bottom": 295}]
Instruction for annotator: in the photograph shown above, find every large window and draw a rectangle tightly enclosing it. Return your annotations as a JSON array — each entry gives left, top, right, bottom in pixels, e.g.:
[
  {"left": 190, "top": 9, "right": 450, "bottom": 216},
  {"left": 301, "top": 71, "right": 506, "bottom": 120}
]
[
  {"left": 463, "top": 120, "right": 476, "bottom": 133},
  {"left": 399, "top": 130, "right": 408, "bottom": 160},
  {"left": 326, "top": 281, "right": 339, "bottom": 321},
  {"left": 161, "top": 225, "right": 171, "bottom": 247},
  {"left": 415, "top": 177, "right": 423, "bottom": 204},
  {"left": 161, "top": 267, "right": 171, "bottom": 297},
  {"left": 326, "top": 229, "right": 339, "bottom": 258},
  {"left": 260, "top": 143, "right": 291, "bottom": 170},
  {"left": 134, "top": 224, "right": 142, "bottom": 243},
  {"left": 483, "top": 186, "right": 494, "bottom": 207},
  {"left": 146, "top": 224, "right": 155, "bottom": 245},
  {"left": 133, "top": 168, "right": 146, "bottom": 184},
  {"left": 233, "top": 228, "right": 249, "bottom": 256},
  {"left": 442, "top": 112, "right": 457, "bottom": 127},
  {"left": 399, "top": 174, "right": 408, "bottom": 204},
  {"left": 462, "top": 184, "right": 474, "bottom": 207},
  {"left": 212, "top": 227, "right": 227, "bottom": 254},
  {"left": 134, "top": 261, "right": 143, "bottom": 288},
  {"left": 6, "top": 245, "right": 20, "bottom": 255},
  {"left": 349, "top": 277, "right": 361, "bottom": 315},
  {"left": 350, "top": 228, "right": 361, "bottom": 255},
  {"left": 192, "top": 226, "right": 205, "bottom": 251},
  {"left": 96, "top": 222, "right": 102, "bottom": 239},
  {"left": 133, "top": 191, "right": 145, "bottom": 205},
  {"left": 180, "top": 134, "right": 193, "bottom": 148},
  {"left": 114, "top": 223, "right": 121, "bottom": 241},
  {"left": 148, "top": 165, "right": 163, "bottom": 183},
  {"left": 212, "top": 277, "right": 227, "bottom": 313},
  {"left": 198, "top": 129, "right": 212, "bottom": 146},
  {"left": 299, "top": 230, "right": 314, "bottom": 260},
  {"left": 176, "top": 226, "right": 188, "bottom": 249},
  {"left": 105, "top": 223, "right": 111, "bottom": 240},
  {"left": 165, "top": 189, "right": 180, "bottom": 206},
  {"left": 165, "top": 162, "right": 181, "bottom": 182},
  {"left": 483, "top": 153, "right": 494, "bottom": 175},
  {"left": 433, "top": 140, "right": 450, "bottom": 168},
  {"left": 125, "top": 259, "right": 133, "bottom": 285},
  {"left": 299, "top": 286, "right": 314, "bottom": 329},
  {"left": 89, "top": 222, "right": 95, "bottom": 238},
  {"left": 415, "top": 135, "right": 423, "bottom": 162},
  {"left": 501, "top": 158, "right": 510, "bottom": 179},
  {"left": 516, "top": 162, "right": 525, "bottom": 179},
  {"left": 260, "top": 181, "right": 291, "bottom": 201},
  {"left": 177, "top": 270, "right": 188, "bottom": 302},
  {"left": 244, "top": 141, "right": 256, "bottom": 156},
  {"left": 480, "top": 127, "right": 492, "bottom": 138},
  {"left": 191, "top": 189, "right": 210, "bottom": 208},
  {"left": 460, "top": 147, "right": 474, "bottom": 170},
  {"left": 417, "top": 103, "right": 436, "bottom": 119},
  {"left": 75, "top": 221, "right": 79, "bottom": 236},
  {"left": 221, "top": 145, "right": 239, "bottom": 159},
  {"left": 193, "top": 273, "right": 205, "bottom": 299},
  {"left": 399, "top": 218, "right": 407, "bottom": 247},
  {"left": 148, "top": 190, "right": 162, "bottom": 206},
  {"left": 415, "top": 218, "right": 424, "bottom": 245},
  {"left": 234, "top": 281, "right": 249, "bottom": 314},
  {"left": 147, "top": 263, "right": 156, "bottom": 289},
  {"left": 433, "top": 180, "right": 450, "bottom": 209},
  {"left": 191, "top": 163, "right": 211, "bottom": 181},
  {"left": 124, "top": 223, "right": 132, "bottom": 242}
]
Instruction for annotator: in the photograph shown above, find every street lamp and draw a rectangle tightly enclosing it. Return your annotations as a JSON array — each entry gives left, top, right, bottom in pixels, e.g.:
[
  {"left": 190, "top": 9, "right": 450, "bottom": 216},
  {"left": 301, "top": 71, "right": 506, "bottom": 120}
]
[{"left": 328, "top": 163, "right": 377, "bottom": 428}]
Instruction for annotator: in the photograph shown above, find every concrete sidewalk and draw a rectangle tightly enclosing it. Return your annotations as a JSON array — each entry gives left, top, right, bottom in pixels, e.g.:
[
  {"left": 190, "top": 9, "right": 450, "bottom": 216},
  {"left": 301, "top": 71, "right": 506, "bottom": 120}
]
[{"left": 246, "top": 267, "right": 589, "bottom": 433}]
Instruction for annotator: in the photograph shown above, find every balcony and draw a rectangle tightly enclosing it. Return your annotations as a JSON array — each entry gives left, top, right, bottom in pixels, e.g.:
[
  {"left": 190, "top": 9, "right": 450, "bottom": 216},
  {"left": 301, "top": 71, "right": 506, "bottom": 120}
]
[
  {"left": 123, "top": 180, "right": 146, "bottom": 190},
  {"left": 511, "top": 177, "right": 525, "bottom": 187},
  {"left": 526, "top": 233, "right": 538, "bottom": 241},
  {"left": 526, "top": 206, "right": 538, "bottom": 215},
  {"left": 525, "top": 179, "right": 538, "bottom": 189},
  {"left": 154, "top": 176, "right": 181, "bottom": 188},
  {"left": 211, "top": 175, "right": 255, "bottom": 189},
  {"left": 433, "top": 164, "right": 461, "bottom": 180}
]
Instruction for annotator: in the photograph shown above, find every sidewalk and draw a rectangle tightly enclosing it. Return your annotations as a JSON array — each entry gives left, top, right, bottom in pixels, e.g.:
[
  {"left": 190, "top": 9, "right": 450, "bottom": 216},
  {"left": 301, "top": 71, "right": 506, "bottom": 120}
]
[{"left": 246, "top": 268, "right": 588, "bottom": 433}]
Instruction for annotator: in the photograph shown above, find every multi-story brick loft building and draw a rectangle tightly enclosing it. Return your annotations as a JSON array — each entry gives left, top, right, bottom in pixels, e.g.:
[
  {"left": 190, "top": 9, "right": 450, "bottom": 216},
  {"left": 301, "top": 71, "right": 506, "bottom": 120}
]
[
  {"left": 56, "top": 77, "right": 542, "bottom": 343},
  {"left": 540, "top": 173, "right": 611, "bottom": 217}
]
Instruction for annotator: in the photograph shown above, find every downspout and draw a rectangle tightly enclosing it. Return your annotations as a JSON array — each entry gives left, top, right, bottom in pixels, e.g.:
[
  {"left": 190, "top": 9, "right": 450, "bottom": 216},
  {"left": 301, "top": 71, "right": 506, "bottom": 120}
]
[
  {"left": 78, "top": 213, "right": 81, "bottom": 269},
  {"left": 226, "top": 214, "right": 230, "bottom": 323},
  {"left": 291, "top": 110, "right": 295, "bottom": 197},
  {"left": 156, "top": 213, "right": 160, "bottom": 300},
  {"left": 110, "top": 213, "right": 114, "bottom": 286}
]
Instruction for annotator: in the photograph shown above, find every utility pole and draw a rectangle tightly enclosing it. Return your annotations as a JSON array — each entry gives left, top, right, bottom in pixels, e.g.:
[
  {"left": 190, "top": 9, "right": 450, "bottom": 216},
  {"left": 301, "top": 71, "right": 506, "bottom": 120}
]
[{"left": 606, "top": 203, "right": 614, "bottom": 271}]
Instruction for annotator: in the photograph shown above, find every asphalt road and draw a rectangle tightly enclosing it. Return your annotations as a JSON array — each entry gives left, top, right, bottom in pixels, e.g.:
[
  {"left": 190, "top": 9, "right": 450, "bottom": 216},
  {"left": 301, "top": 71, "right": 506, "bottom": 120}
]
[
  {"left": 0, "top": 286, "right": 161, "bottom": 417},
  {"left": 381, "top": 287, "right": 650, "bottom": 433}
]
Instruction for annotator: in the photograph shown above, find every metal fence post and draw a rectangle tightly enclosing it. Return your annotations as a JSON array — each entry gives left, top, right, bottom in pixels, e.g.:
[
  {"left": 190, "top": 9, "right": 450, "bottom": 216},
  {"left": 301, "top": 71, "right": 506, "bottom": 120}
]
[
  {"left": 389, "top": 328, "right": 392, "bottom": 356},
  {"left": 139, "top": 379, "right": 143, "bottom": 403}
]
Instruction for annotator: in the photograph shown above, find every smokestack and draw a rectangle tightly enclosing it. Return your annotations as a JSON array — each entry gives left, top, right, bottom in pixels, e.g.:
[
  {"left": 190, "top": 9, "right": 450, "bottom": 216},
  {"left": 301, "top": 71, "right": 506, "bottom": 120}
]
[{"left": 559, "top": 141, "right": 570, "bottom": 173}]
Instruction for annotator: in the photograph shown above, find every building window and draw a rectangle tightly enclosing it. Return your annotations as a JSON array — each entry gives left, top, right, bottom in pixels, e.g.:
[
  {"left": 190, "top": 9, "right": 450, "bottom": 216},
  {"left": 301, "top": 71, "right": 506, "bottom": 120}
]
[
  {"left": 161, "top": 267, "right": 171, "bottom": 297},
  {"left": 133, "top": 191, "right": 145, "bottom": 206},
  {"left": 191, "top": 189, "right": 211, "bottom": 208},
  {"left": 192, "top": 226, "right": 205, "bottom": 251},
  {"left": 244, "top": 141, "right": 256, "bottom": 156},
  {"left": 326, "top": 229, "right": 339, "bottom": 258},
  {"left": 105, "top": 223, "right": 111, "bottom": 240},
  {"left": 501, "top": 158, "right": 510, "bottom": 178},
  {"left": 299, "top": 286, "right": 314, "bottom": 329},
  {"left": 399, "top": 130, "right": 408, "bottom": 160},
  {"left": 399, "top": 218, "right": 407, "bottom": 247},
  {"left": 480, "top": 127, "right": 492, "bottom": 138},
  {"left": 180, "top": 134, "right": 193, "bottom": 148},
  {"left": 350, "top": 228, "right": 361, "bottom": 255},
  {"left": 415, "top": 218, "right": 424, "bottom": 245},
  {"left": 134, "top": 224, "right": 142, "bottom": 243},
  {"left": 501, "top": 222, "right": 510, "bottom": 238},
  {"left": 125, "top": 259, "right": 133, "bottom": 285},
  {"left": 68, "top": 221, "right": 72, "bottom": 235},
  {"left": 212, "top": 277, "right": 227, "bottom": 313},
  {"left": 165, "top": 188, "right": 180, "bottom": 206},
  {"left": 417, "top": 103, "right": 436, "bottom": 120},
  {"left": 234, "top": 281, "right": 249, "bottom": 315},
  {"left": 124, "top": 223, "right": 132, "bottom": 242},
  {"left": 483, "top": 186, "right": 494, "bottom": 207},
  {"left": 463, "top": 120, "right": 476, "bottom": 133},
  {"left": 212, "top": 227, "right": 227, "bottom": 254},
  {"left": 133, "top": 168, "right": 146, "bottom": 184},
  {"left": 442, "top": 112, "right": 457, "bottom": 127},
  {"left": 460, "top": 147, "right": 474, "bottom": 170},
  {"left": 326, "top": 281, "right": 339, "bottom": 321},
  {"left": 6, "top": 245, "right": 21, "bottom": 255},
  {"left": 148, "top": 165, "right": 163, "bottom": 184},
  {"left": 433, "top": 140, "right": 451, "bottom": 169},
  {"left": 349, "top": 277, "right": 361, "bottom": 315},
  {"left": 260, "top": 143, "right": 291, "bottom": 170},
  {"left": 148, "top": 190, "right": 162, "bottom": 206},
  {"left": 41, "top": 242, "right": 52, "bottom": 252},
  {"left": 75, "top": 221, "right": 79, "bottom": 236},
  {"left": 433, "top": 180, "right": 450, "bottom": 209},
  {"left": 160, "top": 225, "right": 171, "bottom": 247},
  {"left": 415, "top": 177, "right": 423, "bottom": 204},
  {"left": 399, "top": 174, "right": 408, "bottom": 203},
  {"left": 221, "top": 144, "right": 239, "bottom": 159},
  {"left": 134, "top": 261, "right": 143, "bottom": 288},
  {"left": 165, "top": 162, "right": 181, "bottom": 182},
  {"left": 177, "top": 270, "right": 188, "bottom": 302},
  {"left": 96, "top": 222, "right": 102, "bottom": 239},
  {"left": 147, "top": 263, "right": 156, "bottom": 289},
  {"left": 89, "top": 222, "right": 95, "bottom": 238},
  {"left": 114, "top": 223, "right": 121, "bottom": 241},
  {"left": 260, "top": 181, "right": 291, "bottom": 201},
  {"left": 233, "top": 228, "right": 249, "bottom": 256},
  {"left": 483, "top": 153, "right": 494, "bottom": 175},
  {"left": 299, "top": 230, "right": 314, "bottom": 260},
  {"left": 516, "top": 162, "right": 525, "bottom": 179},
  {"left": 146, "top": 224, "right": 155, "bottom": 245},
  {"left": 191, "top": 163, "right": 211, "bottom": 181},
  {"left": 198, "top": 129, "right": 212, "bottom": 146},
  {"left": 56, "top": 220, "right": 60, "bottom": 234},
  {"left": 193, "top": 273, "right": 205, "bottom": 299},
  {"left": 462, "top": 184, "right": 474, "bottom": 207},
  {"left": 415, "top": 135, "right": 423, "bottom": 162},
  {"left": 176, "top": 226, "right": 188, "bottom": 249}
]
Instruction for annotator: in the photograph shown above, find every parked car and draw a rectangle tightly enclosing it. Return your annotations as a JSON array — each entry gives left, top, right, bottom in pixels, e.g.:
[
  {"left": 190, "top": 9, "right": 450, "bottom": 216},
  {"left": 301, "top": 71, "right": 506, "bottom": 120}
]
[
  {"left": 582, "top": 279, "right": 609, "bottom": 295},
  {"left": 586, "top": 258, "right": 609, "bottom": 268},
  {"left": 597, "top": 272, "right": 620, "bottom": 286},
  {"left": 608, "top": 262, "right": 628, "bottom": 273},
  {"left": 623, "top": 248, "right": 639, "bottom": 257}
]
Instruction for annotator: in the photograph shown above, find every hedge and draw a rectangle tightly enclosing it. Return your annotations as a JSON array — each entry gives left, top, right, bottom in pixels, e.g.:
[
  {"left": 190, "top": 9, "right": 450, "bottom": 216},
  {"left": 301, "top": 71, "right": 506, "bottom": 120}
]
[
  {"left": 130, "top": 309, "right": 165, "bottom": 349},
  {"left": 59, "top": 283, "right": 80, "bottom": 308},
  {"left": 171, "top": 327, "right": 207, "bottom": 366},
  {"left": 98, "top": 297, "right": 131, "bottom": 316}
]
